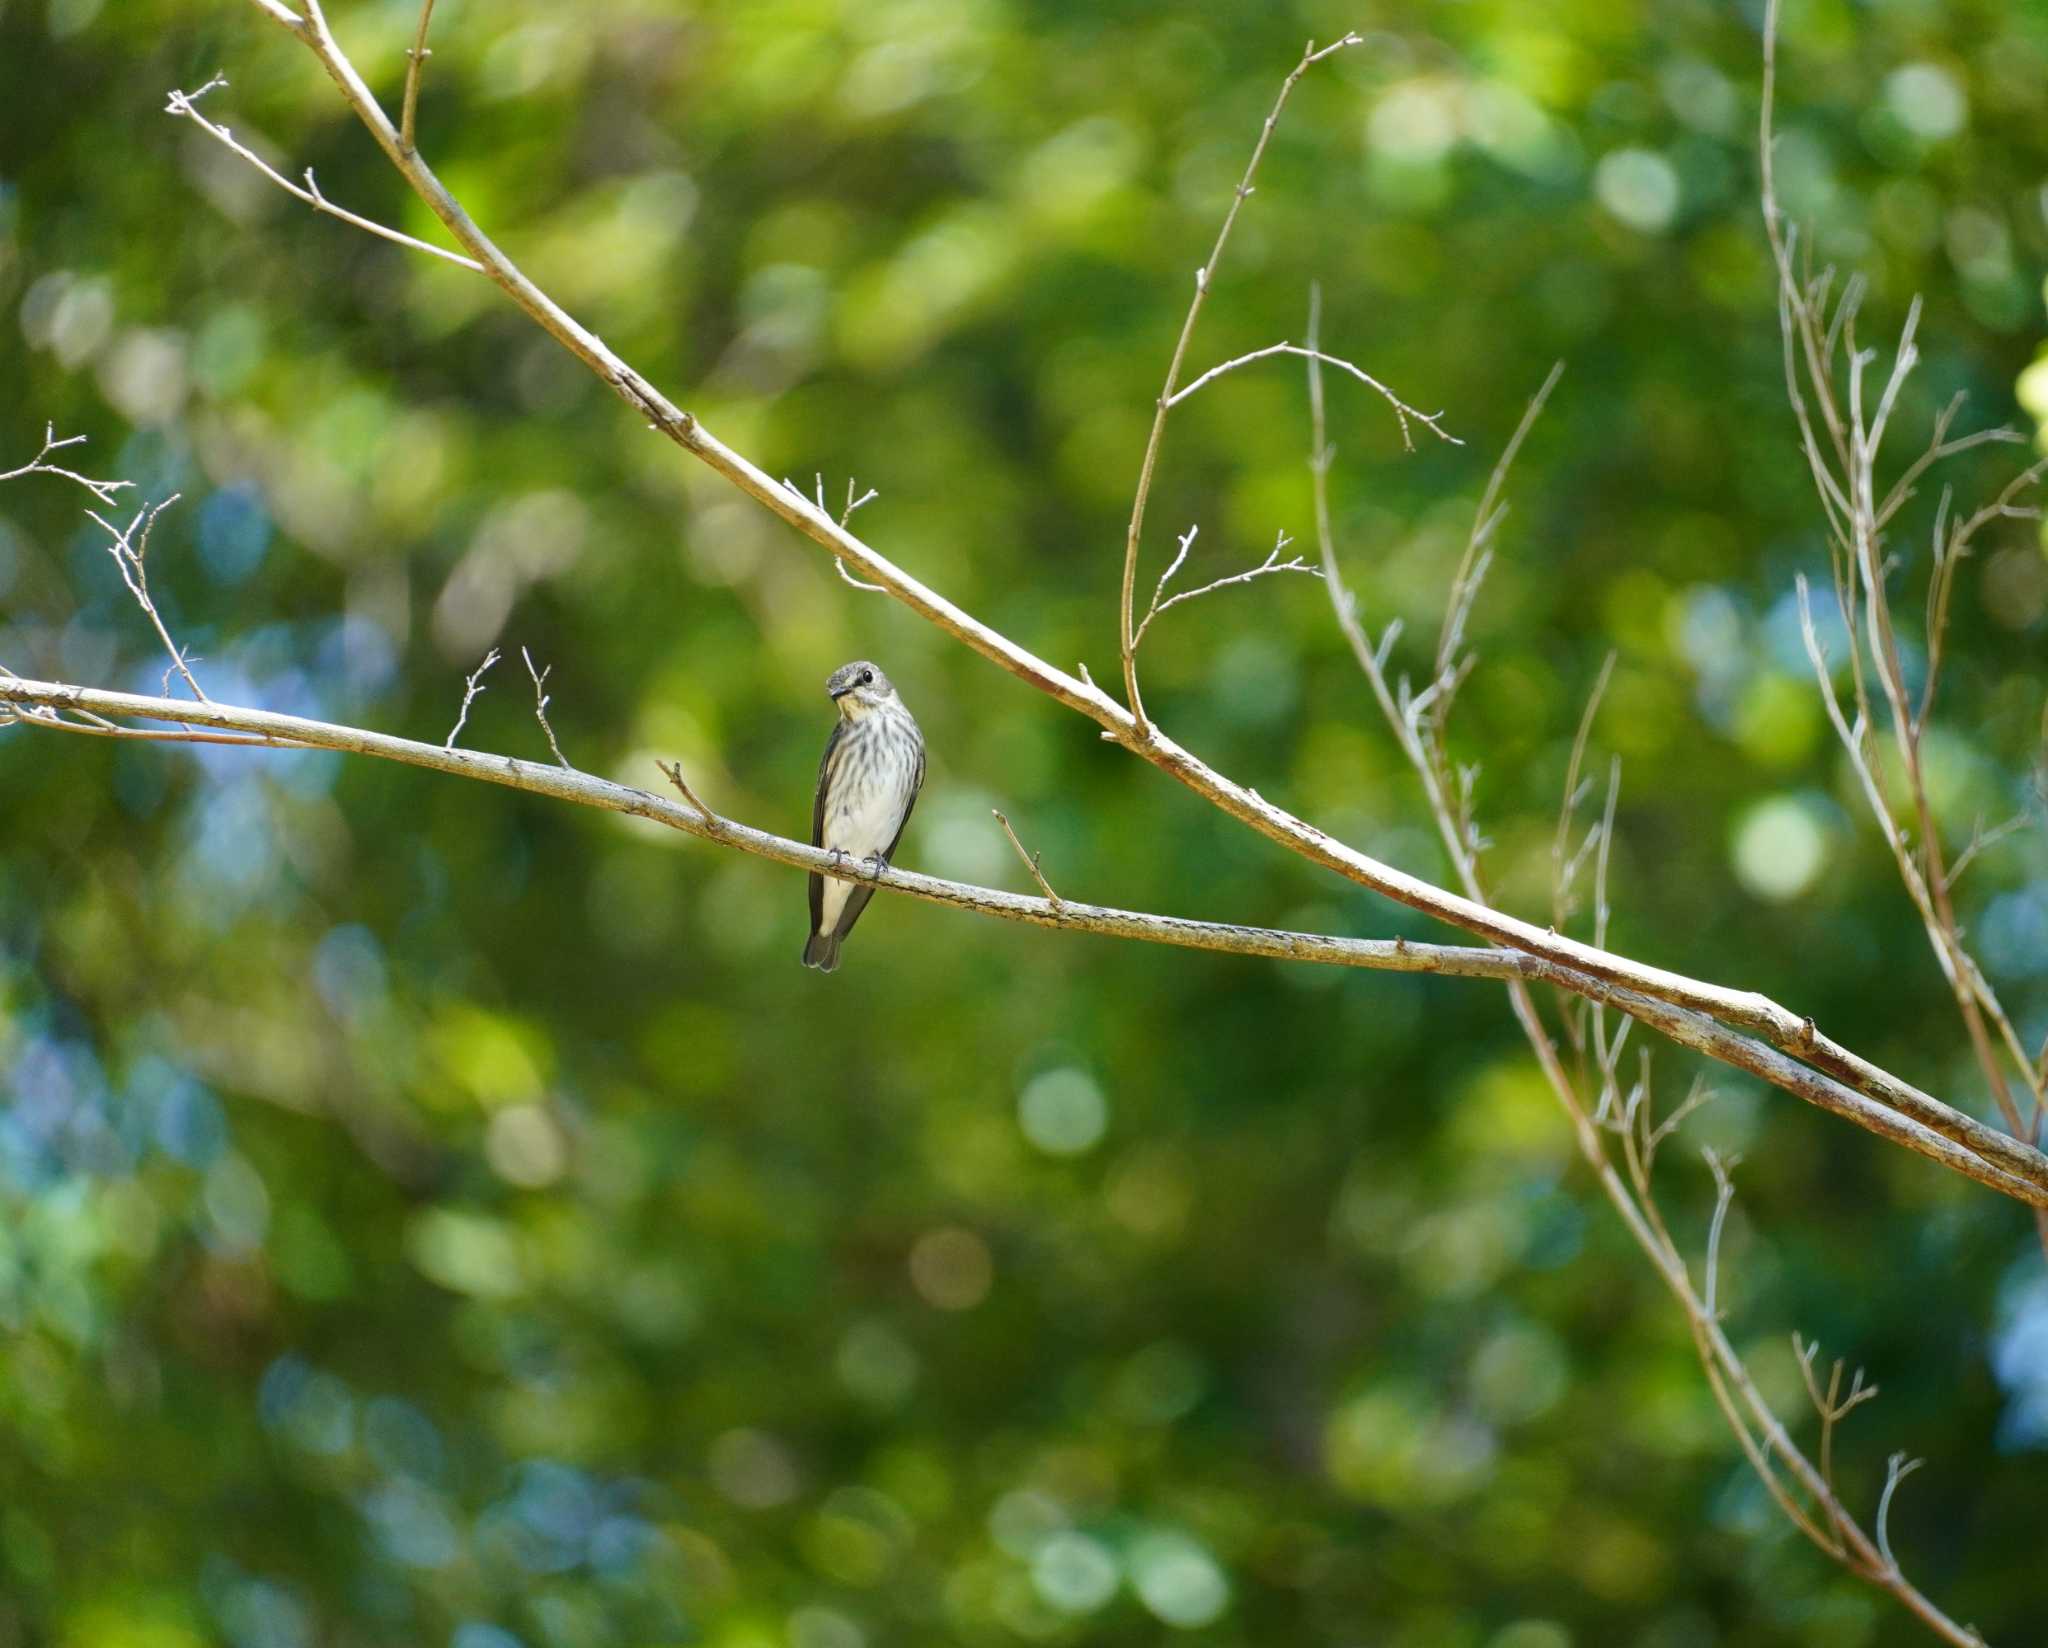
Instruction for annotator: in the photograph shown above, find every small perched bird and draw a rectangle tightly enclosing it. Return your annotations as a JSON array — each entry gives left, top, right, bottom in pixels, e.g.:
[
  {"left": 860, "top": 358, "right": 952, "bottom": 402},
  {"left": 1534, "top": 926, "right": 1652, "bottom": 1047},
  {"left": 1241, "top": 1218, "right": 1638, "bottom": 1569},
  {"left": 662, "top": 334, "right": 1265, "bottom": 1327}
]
[{"left": 803, "top": 660, "right": 925, "bottom": 972}]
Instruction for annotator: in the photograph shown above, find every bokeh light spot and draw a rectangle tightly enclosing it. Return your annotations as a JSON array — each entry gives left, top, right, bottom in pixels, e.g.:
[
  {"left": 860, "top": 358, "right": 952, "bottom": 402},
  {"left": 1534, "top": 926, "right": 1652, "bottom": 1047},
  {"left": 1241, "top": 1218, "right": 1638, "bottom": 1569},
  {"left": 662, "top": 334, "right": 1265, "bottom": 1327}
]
[
  {"left": 1017, "top": 1069, "right": 1107, "bottom": 1156},
  {"left": 1031, "top": 1531, "right": 1119, "bottom": 1614},
  {"left": 1594, "top": 149, "right": 1680, "bottom": 233},
  {"left": 1128, "top": 1531, "right": 1229, "bottom": 1629},
  {"left": 909, "top": 1226, "right": 992, "bottom": 1310},
  {"left": 1730, "top": 796, "right": 1829, "bottom": 903}
]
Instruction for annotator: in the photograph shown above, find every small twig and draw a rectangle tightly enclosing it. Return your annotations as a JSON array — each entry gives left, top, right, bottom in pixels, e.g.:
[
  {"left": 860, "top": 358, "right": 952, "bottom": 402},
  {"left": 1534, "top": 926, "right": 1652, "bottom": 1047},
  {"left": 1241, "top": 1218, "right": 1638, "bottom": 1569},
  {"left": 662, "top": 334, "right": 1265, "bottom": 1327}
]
[
  {"left": 1, "top": 423, "right": 133, "bottom": 506},
  {"left": 1145, "top": 525, "right": 1201, "bottom": 629},
  {"left": 0, "top": 708, "right": 283, "bottom": 748},
  {"left": 655, "top": 758, "right": 713, "bottom": 820},
  {"left": 1551, "top": 652, "right": 1617, "bottom": 929},
  {"left": 1437, "top": 361, "right": 1565, "bottom": 681},
  {"left": 1874, "top": 1454, "right": 1924, "bottom": 1578},
  {"left": 520, "top": 646, "right": 569, "bottom": 768},
  {"left": 782, "top": 475, "right": 887, "bottom": 591},
  {"left": 1943, "top": 813, "right": 2029, "bottom": 894},
  {"left": 1118, "top": 31, "right": 1366, "bottom": 730},
  {"left": 1643, "top": 1072, "right": 1714, "bottom": 1172},
  {"left": 1701, "top": 1146, "right": 1740, "bottom": 1322},
  {"left": 164, "top": 78, "right": 484, "bottom": 272},
  {"left": 1133, "top": 528, "right": 1319, "bottom": 649},
  {"left": 444, "top": 648, "right": 499, "bottom": 749},
  {"left": 1793, "top": 1334, "right": 1880, "bottom": 1526},
  {"left": 839, "top": 477, "right": 879, "bottom": 527},
  {"left": 90, "top": 495, "right": 209, "bottom": 703},
  {"left": 1167, "top": 342, "right": 1460, "bottom": 450},
  {"left": 400, "top": 0, "right": 437, "bottom": 153},
  {"left": 992, "top": 809, "right": 1062, "bottom": 908}
]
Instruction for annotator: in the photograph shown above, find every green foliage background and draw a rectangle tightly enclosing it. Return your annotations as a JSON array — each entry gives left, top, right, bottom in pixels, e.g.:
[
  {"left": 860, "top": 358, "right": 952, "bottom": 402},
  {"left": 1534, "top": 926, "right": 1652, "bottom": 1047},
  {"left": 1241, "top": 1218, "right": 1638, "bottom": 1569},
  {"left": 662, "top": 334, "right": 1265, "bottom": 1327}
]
[{"left": 3, "top": 1, "right": 2048, "bottom": 1645}]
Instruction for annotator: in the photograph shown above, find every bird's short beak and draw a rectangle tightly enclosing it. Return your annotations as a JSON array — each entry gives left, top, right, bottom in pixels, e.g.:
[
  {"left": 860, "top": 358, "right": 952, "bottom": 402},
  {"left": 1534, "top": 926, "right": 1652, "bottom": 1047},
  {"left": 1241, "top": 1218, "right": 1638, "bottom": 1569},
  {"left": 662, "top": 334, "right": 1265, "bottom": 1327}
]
[{"left": 828, "top": 684, "right": 851, "bottom": 700}]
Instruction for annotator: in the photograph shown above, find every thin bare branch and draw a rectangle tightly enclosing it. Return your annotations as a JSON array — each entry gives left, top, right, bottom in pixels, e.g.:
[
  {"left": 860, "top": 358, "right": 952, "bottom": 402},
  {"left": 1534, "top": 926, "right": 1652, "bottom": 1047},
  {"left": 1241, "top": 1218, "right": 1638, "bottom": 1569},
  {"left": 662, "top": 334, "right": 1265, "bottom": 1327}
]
[
  {"left": 1, "top": 424, "right": 134, "bottom": 505},
  {"left": 1766, "top": 0, "right": 2048, "bottom": 1222},
  {"left": 2, "top": 670, "right": 1531, "bottom": 980},
  {"left": 165, "top": 78, "right": 484, "bottom": 271},
  {"left": 785, "top": 475, "right": 886, "bottom": 590},
  {"left": 992, "top": 809, "right": 1062, "bottom": 907},
  {"left": 400, "top": 0, "right": 437, "bottom": 153},
  {"left": 91, "top": 494, "right": 208, "bottom": 703},
  {"left": 1552, "top": 651, "right": 1617, "bottom": 929},
  {"left": 1118, "top": 33, "right": 1366, "bottom": 730},
  {"left": 444, "top": 647, "right": 498, "bottom": 750},
  {"left": 1943, "top": 812, "right": 2029, "bottom": 895},
  {"left": 1436, "top": 361, "right": 1565, "bottom": 681},
  {"left": 1167, "top": 342, "right": 1460, "bottom": 449},
  {"left": 1133, "top": 528, "right": 1320, "bottom": 649},
  {"left": 1875, "top": 1454, "right": 1926, "bottom": 1579},
  {"left": 520, "top": 645, "right": 569, "bottom": 768},
  {"left": 656, "top": 758, "right": 712, "bottom": 821}
]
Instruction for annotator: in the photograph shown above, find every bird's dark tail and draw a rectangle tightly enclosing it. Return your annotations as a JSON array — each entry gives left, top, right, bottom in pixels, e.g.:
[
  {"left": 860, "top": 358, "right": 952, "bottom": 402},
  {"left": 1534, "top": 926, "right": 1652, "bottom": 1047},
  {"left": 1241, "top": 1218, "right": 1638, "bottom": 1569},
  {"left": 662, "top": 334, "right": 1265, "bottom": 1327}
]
[{"left": 802, "top": 931, "right": 842, "bottom": 972}]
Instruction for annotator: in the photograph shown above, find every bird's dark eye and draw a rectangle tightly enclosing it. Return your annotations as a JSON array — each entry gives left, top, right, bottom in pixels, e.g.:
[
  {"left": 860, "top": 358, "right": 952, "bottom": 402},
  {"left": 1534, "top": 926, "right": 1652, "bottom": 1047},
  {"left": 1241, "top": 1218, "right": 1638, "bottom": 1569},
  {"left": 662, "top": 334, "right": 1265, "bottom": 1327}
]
[{"left": 859, "top": 669, "right": 873, "bottom": 685}]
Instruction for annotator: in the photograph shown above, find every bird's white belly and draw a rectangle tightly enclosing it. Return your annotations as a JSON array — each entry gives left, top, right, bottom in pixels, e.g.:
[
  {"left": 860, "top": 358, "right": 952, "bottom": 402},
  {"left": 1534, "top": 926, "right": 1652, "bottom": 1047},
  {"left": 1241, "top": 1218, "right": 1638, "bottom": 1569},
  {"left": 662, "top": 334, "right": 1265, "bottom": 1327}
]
[{"left": 819, "top": 775, "right": 903, "bottom": 930}]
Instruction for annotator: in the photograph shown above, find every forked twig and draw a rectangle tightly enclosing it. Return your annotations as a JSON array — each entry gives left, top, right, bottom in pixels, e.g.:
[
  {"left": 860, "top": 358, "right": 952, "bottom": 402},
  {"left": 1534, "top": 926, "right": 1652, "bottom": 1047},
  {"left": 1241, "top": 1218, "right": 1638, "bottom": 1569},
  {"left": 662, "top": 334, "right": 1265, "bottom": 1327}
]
[
  {"left": 521, "top": 646, "right": 569, "bottom": 768},
  {"left": 1132, "top": 527, "right": 1319, "bottom": 650},
  {"left": 91, "top": 495, "right": 208, "bottom": 703},
  {"left": 2, "top": 424, "right": 133, "bottom": 505},
  {"left": 1118, "top": 32, "right": 1367, "bottom": 729},
  {"left": 784, "top": 474, "right": 886, "bottom": 591},
  {"left": 444, "top": 648, "right": 499, "bottom": 749}
]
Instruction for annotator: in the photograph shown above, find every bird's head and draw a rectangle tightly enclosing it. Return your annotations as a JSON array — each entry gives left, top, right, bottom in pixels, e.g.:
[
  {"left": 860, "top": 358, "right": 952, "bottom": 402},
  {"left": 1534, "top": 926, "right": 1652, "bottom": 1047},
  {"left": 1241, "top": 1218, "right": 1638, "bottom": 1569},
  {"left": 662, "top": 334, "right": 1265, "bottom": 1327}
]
[{"left": 825, "top": 660, "right": 897, "bottom": 720}]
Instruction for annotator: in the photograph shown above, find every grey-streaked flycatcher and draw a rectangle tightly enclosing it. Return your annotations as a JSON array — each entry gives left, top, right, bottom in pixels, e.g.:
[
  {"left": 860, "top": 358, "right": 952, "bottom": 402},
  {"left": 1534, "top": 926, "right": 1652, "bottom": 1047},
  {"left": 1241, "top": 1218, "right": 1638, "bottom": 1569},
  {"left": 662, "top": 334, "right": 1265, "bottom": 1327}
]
[{"left": 803, "top": 660, "right": 925, "bottom": 972}]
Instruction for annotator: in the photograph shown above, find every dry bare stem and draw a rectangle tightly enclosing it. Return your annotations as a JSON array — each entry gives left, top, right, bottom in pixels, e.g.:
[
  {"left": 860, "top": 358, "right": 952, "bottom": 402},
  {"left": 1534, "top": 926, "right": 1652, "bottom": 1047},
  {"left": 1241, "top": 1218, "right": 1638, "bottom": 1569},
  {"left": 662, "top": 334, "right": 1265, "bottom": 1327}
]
[
  {"left": 400, "top": 0, "right": 437, "bottom": 153},
  {"left": 1132, "top": 527, "right": 1320, "bottom": 651},
  {"left": 166, "top": 76, "right": 481, "bottom": 271},
  {"left": 444, "top": 647, "right": 498, "bottom": 749},
  {"left": 1, "top": 424, "right": 134, "bottom": 505},
  {"left": 1117, "top": 33, "right": 1389, "bottom": 730},
  {"left": 992, "top": 809, "right": 1062, "bottom": 908},
  {"left": 521, "top": 646, "right": 569, "bottom": 768},
  {"left": 1307, "top": 301, "right": 1987, "bottom": 1646},
  {"left": 88, "top": 494, "right": 209, "bottom": 703},
  {"left": 1761, "top": 0, "right": 2047, "bottom": 1256}
]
